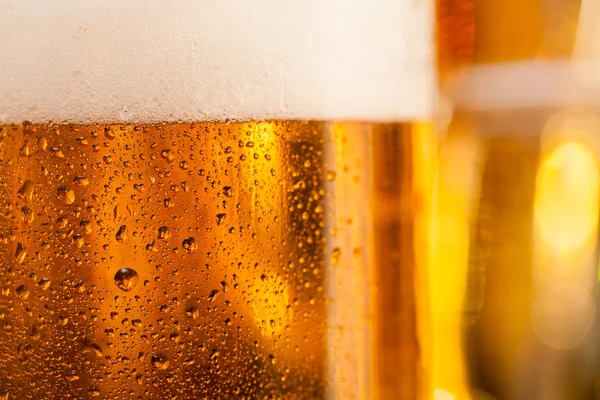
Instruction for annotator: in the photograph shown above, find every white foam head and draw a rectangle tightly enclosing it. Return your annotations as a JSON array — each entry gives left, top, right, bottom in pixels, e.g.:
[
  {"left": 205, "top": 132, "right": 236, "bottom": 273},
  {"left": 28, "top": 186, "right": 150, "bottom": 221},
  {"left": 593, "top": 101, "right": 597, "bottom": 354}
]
[
  {"left": 0, "top": 0, "right": 434, "bottom": 124},
  {"left": 448, "top": 61, "right": 600, "bottom": 112}
]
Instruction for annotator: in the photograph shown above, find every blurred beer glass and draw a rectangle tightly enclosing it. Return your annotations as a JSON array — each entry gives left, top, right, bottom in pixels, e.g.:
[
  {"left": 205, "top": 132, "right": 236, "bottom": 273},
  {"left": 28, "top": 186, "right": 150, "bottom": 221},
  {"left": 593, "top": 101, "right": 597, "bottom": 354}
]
[
  {"left": 0, "top": 1, "right": 436, "bottom": 399},
  {"left": 438, "top": 0, "right": 600, "bottom": 399}
]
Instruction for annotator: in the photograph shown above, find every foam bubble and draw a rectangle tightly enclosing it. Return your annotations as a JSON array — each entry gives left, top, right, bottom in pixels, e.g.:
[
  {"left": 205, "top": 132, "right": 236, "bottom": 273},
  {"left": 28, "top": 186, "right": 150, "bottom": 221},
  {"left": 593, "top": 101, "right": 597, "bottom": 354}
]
[{"left": 0, "top": 1, "right": 434, "bottom": 124}]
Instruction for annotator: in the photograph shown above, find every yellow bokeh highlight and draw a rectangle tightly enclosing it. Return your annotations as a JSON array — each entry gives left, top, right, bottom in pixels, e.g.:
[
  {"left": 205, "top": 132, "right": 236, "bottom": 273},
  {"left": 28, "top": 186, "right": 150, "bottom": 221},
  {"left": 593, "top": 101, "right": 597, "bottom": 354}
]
[{"left": 534, "top": 141, "right": 600, "bottom": 254}]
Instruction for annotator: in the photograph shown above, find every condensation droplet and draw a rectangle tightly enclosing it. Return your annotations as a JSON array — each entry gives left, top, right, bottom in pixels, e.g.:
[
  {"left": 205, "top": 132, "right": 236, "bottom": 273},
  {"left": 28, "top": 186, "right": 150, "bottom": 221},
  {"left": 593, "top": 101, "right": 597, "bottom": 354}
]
[
  {"left": 82, "top": 339, "right": 104, "bottom": 357},
  {"left": 20, "top": 206, "right": 34, "bottom": 224},
  {"left": 182, "top": 237, "right": 197, "bottom": 253},
  {"left": 72, "top": 175, "right": 89, "bottom": 187},
  {"left": 72, "top": 234, "right": 84, "bottom": 248},
  {"left": 56, "top": 186, "right": 75, "bottom": 205},
  {"left": 186, "top": 306, "right": 199, "bottom": 319},
  {"left": 331, "top": 247, "right": 341, "bottom": 265},
  {"left": 16, "top": 285, "right": 29, "bottom": 299},
  {"left": 15, "top": 243, "right": 26, "bottom": 264},
  {"left": 182, "top": 357, "right": 195, "bottom": 366},
  {"left": 37, "top": 278, "right": 50, "bottom": 290},
  {"left": 17, "top": 180, "right": 35, "bottom": 203},
  {"left": 160, "top": 149, "right": 175, "bottom": 163},
  {"left": 216, "top": 213, "right": 227, "bottom": 226},
  {"left": 80, "top": 220, "right": 92, "bottom": 234},
  {"left": 158, "top": 226, "right": 170, "bottom": 240},
  {"left": 113, "top": 268, "right": 139, "bottom": 292},
  {"left": 151, "top": 354, "right": 170, "bottom": 370},
  {"left": 208, "top": 289, "right": 220, "bottom": 303},
  {"left": 115, "top": 225, "right": 128, "bottom": 243},
  {"left": 19, "top": 140, "right": 32, "bottom": 157}
]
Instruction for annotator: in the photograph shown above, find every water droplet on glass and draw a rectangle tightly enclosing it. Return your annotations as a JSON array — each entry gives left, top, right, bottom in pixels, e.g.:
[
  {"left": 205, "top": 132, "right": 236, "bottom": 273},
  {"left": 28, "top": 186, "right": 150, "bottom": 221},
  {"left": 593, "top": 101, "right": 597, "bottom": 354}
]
[
  {"left": 20, "top": 206, "right": 34, "bottom": 224},
  {"left": 223, "top": 186, "right": 233, "bottom": 197},
  {"left": 80, "top": 219, "right": 92, "bottom": 234},
  {"left": 182, "top": 357, "right": 195, "bottom": 366},
  {"left": 186, "top": 306, "right": 199, "bottom": 319},
  {"left": 72, "top": 234, "right": 84, "bottom": 248},
  {"left": 56, "top": 186, "right": 75, "bottom": 205},
  {"left": 19, "top": 140, "right": 32, "bottom": 157},
  {"left": 72, "top": 175, "right": 89, "bottom": 187},
  {"left": 331, "top": 247, "right": 341, "bottom": 265},
  {"left": 82, "top": 339, "right": 104, "bottom": 357},
  {"left": 16, "top": 285, "right": 29, "bottom": 299},
  {"left": 37, "top": 278, "right": 50, "bottom": 290},
  {"left": 208, "top": 289, "right": 219, "bottom": 303},
  {"left": 216, "top": 213, "right": 227, "bottom": 226},
  {"left": 104, "top": 126, "right": 116, "bottom": 140},
  {"left": 151, "top": 354, "right": 170, "bottom": 370},
  {"left": 182, "top": 237, "right": 197, "bottom": 253},
  {"left": 115, "top": 225, "right": 128, "bottom": 243},
  {"left": 35, "top": 136, "right": 47, "bottom": 152},
  {"left": 17, "top": 180, "right": 35, "bottom": 203},
  {"left": 158, "top": 226, "right": 170, "bottom": 240},
  {"left": 113, "top": 268, "right": 139, "bottom": 292},
  {"left": 15, "top": 243, "right": 26, "bottom": 264},
  {"left": 160, "top": 149, "right": 175, "bottom": 163}
]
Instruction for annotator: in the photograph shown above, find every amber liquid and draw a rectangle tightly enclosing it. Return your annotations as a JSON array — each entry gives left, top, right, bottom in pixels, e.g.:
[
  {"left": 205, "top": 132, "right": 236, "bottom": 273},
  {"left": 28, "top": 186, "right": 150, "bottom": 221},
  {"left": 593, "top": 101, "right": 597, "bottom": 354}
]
[
  {"left": 436, "top": 1, "right": 600, "bottom": 399},
  {"left": 0, "top": 120, "right": 434, "bottom": 399}
]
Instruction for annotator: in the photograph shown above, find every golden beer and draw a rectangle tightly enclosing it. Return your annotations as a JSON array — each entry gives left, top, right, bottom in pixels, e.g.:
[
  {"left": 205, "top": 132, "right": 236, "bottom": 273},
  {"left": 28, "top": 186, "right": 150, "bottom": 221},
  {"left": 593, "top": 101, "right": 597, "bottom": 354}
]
[
  {"left": 0, "top": 120, "right": 434, "bottom": 399},
  {"left": 0, "top": 1, "right": 436, "bottom": 397},
  {"left": 437, "top": 0, "right": 600, "bottom": 399}
]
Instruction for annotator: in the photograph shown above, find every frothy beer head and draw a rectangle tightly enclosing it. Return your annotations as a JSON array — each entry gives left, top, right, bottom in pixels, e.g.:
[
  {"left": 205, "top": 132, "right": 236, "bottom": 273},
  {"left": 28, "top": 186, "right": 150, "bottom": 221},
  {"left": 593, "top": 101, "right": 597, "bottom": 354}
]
[{"left": 0, "top": 1, "right": 434, "bottom": 124}]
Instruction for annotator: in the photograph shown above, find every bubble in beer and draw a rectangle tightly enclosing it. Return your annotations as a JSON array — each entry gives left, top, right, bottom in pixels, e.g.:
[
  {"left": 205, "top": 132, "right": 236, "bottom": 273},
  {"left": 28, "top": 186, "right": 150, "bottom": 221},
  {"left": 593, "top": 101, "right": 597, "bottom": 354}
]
[
  {"left": 56, "top": 186, "right": 75, "bottom": 205},
  {"left": 113, "top": 268, "right": 139, "bottom": 292}
]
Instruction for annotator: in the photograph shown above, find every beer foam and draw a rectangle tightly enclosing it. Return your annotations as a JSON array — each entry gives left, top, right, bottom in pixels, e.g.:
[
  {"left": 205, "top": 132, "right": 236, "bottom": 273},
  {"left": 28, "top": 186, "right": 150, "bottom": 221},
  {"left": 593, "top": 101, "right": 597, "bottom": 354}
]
[
  {"left": 0, "top": 1, "right": 434, "bottom": 124},
  {"left": 449, "top": 61, "right": 600, "bottom": 111}
]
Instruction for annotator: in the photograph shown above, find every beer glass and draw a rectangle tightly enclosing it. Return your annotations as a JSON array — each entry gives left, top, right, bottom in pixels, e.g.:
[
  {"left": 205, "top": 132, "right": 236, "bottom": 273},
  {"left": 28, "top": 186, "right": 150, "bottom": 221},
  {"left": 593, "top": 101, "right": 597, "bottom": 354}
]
[
  {"left": 0, "top": 1, "right": 436, "bottom": 398},
  {"left": 438, "top": 0, "right": 600, "bottom": 399}
]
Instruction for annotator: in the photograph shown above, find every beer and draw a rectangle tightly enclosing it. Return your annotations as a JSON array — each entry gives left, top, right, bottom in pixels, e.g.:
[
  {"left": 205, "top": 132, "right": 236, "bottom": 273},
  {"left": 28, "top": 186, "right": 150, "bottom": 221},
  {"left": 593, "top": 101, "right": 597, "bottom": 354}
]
[
  {"left": 437, "top": 0, "right": 600, "bottom": 399},
  {"left": 0, "top": 1, "right": 436, "bottom": 399}
]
